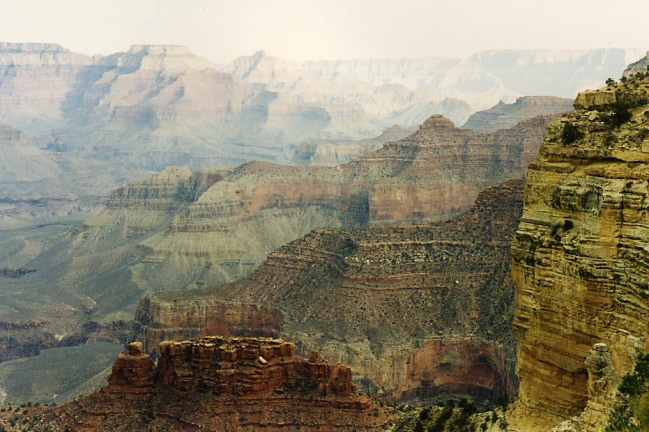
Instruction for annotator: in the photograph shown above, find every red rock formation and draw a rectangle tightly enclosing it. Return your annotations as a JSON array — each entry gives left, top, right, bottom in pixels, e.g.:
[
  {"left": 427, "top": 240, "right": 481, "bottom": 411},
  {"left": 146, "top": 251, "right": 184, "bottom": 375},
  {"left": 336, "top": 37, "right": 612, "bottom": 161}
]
[
  {"left": 156, "top": 337, "right": 355, "bottom": 397},
  {"left": 107, "top": 342, "right": 156, "bottom": 393},
  {"left": 29, "top": 337, "right": 390, "bottom": 431}
]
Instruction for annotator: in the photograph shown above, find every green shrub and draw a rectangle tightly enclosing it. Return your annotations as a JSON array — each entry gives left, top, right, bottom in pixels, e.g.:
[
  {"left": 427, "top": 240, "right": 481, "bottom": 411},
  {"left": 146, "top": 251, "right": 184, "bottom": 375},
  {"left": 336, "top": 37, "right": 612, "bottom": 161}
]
[{"left": 561, "top": 123, "right": 584, "bottom": 144}]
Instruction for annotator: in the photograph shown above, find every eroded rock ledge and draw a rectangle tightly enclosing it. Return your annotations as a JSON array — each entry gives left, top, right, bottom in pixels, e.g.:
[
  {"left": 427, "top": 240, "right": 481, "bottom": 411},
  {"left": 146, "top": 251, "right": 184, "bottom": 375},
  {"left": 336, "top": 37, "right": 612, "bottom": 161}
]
[{"left": 35, "top": 339, "right": 389, "bottom": 431}]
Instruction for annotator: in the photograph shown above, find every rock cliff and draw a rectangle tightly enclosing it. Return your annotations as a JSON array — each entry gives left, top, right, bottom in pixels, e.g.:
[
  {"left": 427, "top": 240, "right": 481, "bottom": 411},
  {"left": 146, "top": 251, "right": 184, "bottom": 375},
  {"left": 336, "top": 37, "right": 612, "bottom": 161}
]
[
  {"left": 73, "top": 113, "right": 549, "bottom": 308},
  {"left": 20, "top": 339, "right": 389, "bottom": 431},
  {"left": 134, "top": 180, "right": 525, "bottom": 404},
  {"left": 623, "top": 50, "right": 649, "bottom": 78},
  {"left": 462, "top": 96, "right": 574, "bottom": 132},
  {"left": 0, "top": 113, "right": 548, "bottom": 405},
  {"left": 511, "top": 72, "right": 649, "bottom": 430}
]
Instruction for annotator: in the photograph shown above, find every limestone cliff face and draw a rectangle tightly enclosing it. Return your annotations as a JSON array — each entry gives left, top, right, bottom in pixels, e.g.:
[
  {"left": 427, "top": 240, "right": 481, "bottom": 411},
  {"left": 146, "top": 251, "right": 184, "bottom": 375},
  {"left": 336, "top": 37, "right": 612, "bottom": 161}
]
[
  {"left": 30, "top": 339, "right": 389, "bottom": 431},
  {"left": 134, "top": 180, "right": 525, "bottom": 403},
  {"left": 462, "top": 96, "right": 573, "bottom": 133},
  {"left": 511, "top": 74, "right": 649, "bottom": 429}
]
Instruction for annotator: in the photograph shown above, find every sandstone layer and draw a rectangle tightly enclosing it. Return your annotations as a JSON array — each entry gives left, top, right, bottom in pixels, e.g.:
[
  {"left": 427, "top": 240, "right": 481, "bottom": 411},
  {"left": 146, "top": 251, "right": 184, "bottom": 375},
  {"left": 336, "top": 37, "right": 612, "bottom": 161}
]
[
  {"left": 132, "top": 298, "right": 282, "bottom": 356},
  {"left": 511, "top": 73, "right": 649, "bottom": 429},
  {"left": 134, "top": 180, "right": 525, "bottom": 404},
  {"left": 21, "top": 339, "right": 390, "bottom": 431}
]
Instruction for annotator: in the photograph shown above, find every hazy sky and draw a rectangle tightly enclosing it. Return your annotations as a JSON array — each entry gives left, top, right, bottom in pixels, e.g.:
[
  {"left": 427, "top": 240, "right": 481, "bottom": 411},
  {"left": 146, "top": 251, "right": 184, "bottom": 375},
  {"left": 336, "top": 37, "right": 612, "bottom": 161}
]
[{"left": 1, "top": 0, "right": 648, "bottom": 63}]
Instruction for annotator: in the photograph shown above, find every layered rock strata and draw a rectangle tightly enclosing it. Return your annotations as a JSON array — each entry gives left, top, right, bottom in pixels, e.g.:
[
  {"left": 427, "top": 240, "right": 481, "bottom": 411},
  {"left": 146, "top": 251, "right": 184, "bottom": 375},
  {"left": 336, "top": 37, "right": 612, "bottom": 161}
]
[
  {"left": 134, "top": 180, "right": 525, "bottom": 404},
  {"left": 132, "top": 298, "right": 282, "bottom": 356},
  {"left": 28, "top": 338, "right": 389, "bottom": 431},
  {"left": 66, "top": 113, "right": 550, "bottom": 315},
  {"left": 291, "top": 125, "right": 413, "bottom": 166},
  {"left": 511, "top": 72, "right": 649, "bottom": 429},
  {"left": 0, "top": 113, "right": 549, "bottom": 391},
  {"left": 462, "top": 96, "right": 573, "bottom": 132}
]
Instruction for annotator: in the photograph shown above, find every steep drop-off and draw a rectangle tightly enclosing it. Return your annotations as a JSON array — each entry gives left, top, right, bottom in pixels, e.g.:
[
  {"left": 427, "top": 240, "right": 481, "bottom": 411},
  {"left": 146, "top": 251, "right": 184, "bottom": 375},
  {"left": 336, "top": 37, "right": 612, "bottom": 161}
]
[
  {"left": 511, "top": 72, "right": 649, "bottom": 430},
  {"left": 134, "top": 180, "right": 525, "bottom": 404}
]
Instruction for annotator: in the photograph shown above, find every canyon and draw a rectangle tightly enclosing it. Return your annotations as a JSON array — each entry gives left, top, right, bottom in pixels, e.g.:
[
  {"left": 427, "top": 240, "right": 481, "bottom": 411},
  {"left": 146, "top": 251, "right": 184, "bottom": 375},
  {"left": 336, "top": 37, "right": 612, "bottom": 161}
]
[
  {"left": 0, "top": 122, "right": 144, "bottom": 229},
  {"left": 462, "top": 96, "right": 574, "bottom": 132},
  {"left": 0, "top": 110, "right": 554, "bottom": 404},
  {"left": 0, "top": 44, "right": 640, "bottom": 173},
  {"left": 132, "top": 179, "right": 525, "bottom": 404}
]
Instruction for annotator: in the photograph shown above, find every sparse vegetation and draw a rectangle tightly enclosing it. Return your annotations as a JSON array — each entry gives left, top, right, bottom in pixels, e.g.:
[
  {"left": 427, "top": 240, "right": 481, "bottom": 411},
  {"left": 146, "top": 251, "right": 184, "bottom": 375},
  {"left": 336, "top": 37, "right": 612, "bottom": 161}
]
[
  {"left": 561, "top": 123, "right": 584, "bottom": 144},
  {"left": 607, "top": 353, "right": 649, "bottom": 431}
]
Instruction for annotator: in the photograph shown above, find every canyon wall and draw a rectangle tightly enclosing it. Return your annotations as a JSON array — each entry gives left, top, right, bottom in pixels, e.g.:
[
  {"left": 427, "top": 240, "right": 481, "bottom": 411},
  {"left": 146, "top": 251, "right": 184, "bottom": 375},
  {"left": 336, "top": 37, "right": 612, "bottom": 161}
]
[{"left": 511, "top": 73, "right": 649, "bottom": 430}]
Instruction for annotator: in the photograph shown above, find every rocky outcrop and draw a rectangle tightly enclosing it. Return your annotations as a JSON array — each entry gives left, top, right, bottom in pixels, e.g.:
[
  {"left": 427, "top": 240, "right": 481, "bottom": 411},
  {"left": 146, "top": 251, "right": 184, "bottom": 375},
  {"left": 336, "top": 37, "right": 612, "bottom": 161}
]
[
  {"left": 462, "top": 96, "right": 573, "bottom": 132},
  {"left": 351, "top": 114, "right": 554, "bottom": 224},
  {"left": 133, "top": 179, "right": 525, "bottom": 404},
  {"left": 106, "top": 342, "right": 156, "bottom": 393},
  {"left": 291, "top": 125, "right": 413, "bottom": 166},
  {"left": 27, "top": 337, "right": 389, "bottom": 431},
  {"left": 510, "top": 72, "right": 649, "bottom": 429}
]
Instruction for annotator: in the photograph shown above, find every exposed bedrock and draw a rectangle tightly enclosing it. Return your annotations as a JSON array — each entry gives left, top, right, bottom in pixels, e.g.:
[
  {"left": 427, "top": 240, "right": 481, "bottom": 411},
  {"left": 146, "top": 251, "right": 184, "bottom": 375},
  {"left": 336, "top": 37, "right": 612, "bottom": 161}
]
[
  {"left": 132, "top": 297, "right": 282, "bottom": 357},
  {"left": 511, "top": 73, "right": 649, "bottom": 429},
  {"left": 33, "top": 338, "right": 390, "bottom": 431}
]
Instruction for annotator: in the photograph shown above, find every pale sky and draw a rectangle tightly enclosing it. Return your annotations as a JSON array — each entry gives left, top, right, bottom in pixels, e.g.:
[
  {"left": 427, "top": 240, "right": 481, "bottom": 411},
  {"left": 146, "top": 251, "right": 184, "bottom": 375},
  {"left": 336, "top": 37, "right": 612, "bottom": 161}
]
[{"left": 0, "top": 0, "right": 647, "bottom": 63}]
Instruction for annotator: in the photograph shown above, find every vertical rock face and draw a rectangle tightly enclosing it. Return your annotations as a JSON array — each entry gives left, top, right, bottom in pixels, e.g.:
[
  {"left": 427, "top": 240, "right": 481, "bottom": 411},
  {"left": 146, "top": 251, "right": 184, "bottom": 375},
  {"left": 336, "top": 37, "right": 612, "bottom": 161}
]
[
  {"left": 511, "top": 74, "right": 649, "bottom": 426},
  {"left": 38, "top": 336, "right": 389, "bottom": 431},
  {"left": 156, "top": 337, "right": 355, "bottom": 396}
]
